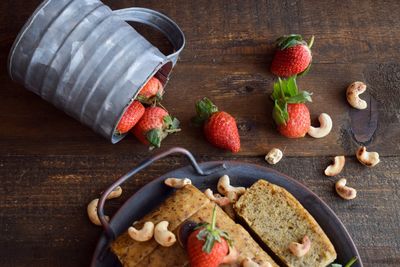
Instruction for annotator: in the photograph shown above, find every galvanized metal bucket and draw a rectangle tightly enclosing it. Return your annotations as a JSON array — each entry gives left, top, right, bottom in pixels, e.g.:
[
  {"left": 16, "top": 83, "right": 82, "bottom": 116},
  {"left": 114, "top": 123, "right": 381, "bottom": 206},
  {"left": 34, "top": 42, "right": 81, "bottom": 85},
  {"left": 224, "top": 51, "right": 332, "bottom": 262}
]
[{"left": 8, "top": 0, "right": 185, "bottom": 143}]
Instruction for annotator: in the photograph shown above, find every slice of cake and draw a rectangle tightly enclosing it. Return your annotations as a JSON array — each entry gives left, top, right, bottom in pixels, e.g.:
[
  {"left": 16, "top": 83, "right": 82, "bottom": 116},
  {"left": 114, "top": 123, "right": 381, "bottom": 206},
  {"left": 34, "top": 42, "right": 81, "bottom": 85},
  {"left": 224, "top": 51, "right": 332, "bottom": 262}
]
[{"left": 234, "top": 180, "right": 337, "bottom": 267}]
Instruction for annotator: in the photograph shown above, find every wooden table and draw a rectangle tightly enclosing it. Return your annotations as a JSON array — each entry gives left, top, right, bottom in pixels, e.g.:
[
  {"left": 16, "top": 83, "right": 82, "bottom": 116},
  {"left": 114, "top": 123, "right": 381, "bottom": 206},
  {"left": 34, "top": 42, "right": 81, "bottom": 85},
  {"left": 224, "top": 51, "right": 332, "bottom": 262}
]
[{"left": 1, "top": 0, "right": 399, "bottom": 266}]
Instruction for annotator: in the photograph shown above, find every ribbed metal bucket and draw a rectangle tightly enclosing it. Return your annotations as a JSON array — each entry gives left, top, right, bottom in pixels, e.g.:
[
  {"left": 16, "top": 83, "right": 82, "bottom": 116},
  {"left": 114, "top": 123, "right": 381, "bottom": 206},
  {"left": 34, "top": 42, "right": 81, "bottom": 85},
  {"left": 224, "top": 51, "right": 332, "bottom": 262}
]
[{"left": 8, "top": 0, "right": 185, "bottom": 143}]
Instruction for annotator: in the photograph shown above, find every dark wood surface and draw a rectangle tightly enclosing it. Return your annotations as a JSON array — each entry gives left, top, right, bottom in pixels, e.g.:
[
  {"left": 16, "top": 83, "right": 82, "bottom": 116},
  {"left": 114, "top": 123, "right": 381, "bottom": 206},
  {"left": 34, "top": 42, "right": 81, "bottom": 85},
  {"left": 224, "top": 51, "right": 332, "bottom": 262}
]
[{"left": 1, "top": 0, "right": 399, "bottom": 266}]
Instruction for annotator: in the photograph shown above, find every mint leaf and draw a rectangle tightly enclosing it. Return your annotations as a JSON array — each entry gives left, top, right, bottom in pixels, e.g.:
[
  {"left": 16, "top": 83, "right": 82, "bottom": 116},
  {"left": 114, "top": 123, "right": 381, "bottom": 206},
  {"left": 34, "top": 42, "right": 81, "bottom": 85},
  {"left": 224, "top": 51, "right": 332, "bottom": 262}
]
[{"left": 146, "top": 129, "right": 162, "bottom": 148}]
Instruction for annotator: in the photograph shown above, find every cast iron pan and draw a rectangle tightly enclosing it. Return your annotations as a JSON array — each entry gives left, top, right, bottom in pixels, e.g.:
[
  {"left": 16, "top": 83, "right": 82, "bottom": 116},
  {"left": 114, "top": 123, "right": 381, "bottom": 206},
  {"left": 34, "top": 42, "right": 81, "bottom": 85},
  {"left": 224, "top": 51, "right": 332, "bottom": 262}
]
[{"left": 91, "top": 147, "right": 362, "bottom": 267}]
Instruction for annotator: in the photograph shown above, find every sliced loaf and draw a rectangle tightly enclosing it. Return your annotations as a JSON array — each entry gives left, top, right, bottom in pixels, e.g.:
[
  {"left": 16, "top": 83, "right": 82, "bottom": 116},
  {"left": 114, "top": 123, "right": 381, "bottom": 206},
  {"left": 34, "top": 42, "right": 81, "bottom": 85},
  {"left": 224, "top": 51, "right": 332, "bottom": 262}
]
[{"left": 234, "top": 180, "right": 337, "bottom": 267}]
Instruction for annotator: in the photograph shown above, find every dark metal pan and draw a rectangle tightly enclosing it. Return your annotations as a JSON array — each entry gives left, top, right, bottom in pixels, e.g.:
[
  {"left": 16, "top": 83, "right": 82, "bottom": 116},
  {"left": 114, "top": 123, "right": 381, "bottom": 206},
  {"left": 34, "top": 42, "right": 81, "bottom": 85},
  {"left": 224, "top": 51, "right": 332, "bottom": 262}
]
[{"left": 91, "top": 147, "right": 362, "bottom": 267}]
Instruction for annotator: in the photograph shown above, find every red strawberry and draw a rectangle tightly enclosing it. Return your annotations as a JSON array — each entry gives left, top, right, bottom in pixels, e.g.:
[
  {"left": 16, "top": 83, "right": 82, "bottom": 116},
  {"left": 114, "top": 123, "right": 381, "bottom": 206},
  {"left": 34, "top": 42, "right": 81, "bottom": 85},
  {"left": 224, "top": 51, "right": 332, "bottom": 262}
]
[
  {"left": 137, "top": 77, "right": 164, "bottom": 105},
  {"left": 193, "top": 98, "right": 240, "bottom": 153},
  {"left": 278, "top": 103, "right": 310, "bottom": 138},
  {"left": 271, "top": 34, "right": 314, "bottom": 77},
  {"left": 187, "top": 206, "right": 231, "bottom": 267},
  {"left": 132, "top": 106, "right": 180, "bottom": 148},
  {"left": 116, "top": 101, "right": 145, "bottom": 134},
  {"left": 271, "top": 76, "right": 312, "bottom": 138}
]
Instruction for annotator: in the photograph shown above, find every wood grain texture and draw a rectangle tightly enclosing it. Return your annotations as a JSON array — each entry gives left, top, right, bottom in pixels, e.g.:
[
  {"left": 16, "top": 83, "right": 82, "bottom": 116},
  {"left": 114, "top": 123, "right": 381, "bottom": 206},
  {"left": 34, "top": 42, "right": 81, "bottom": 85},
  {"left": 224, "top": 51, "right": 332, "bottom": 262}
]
[{"left": 0, "top": 0, "right": 399, "bottom": 266}]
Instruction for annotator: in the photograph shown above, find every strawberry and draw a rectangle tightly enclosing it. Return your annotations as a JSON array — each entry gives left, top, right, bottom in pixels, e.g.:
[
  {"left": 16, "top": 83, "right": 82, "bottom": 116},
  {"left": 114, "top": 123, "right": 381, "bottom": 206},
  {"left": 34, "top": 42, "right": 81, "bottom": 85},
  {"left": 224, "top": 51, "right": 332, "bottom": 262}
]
[
  {"left": 137, "top": 77, "right": 164, "bottom": 105},
  {"left": 271, "top": 34, "right": 314, "bottom": 77},
  {"left": 193, "top": 98, "right": 240, "bottom": 153},
  {"left": 187, "top": 206, "right": 231, "bottom": 267},
  {"left": 132, "top": 106, "right": 180, "bottom": 148},
  {"left": 271, "top": 76, "right": 312, "bottom": 138},
  {"left": 116, "top": 101, "right": 145, "bottom": 134}
]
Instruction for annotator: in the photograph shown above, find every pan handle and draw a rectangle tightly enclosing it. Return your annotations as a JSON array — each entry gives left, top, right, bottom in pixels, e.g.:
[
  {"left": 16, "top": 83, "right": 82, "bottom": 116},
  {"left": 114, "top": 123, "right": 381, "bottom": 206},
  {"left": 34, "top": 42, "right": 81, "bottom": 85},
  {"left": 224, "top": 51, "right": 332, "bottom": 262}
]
[{"left": 97, "top": 147, "right": 225, "bottom": 240}]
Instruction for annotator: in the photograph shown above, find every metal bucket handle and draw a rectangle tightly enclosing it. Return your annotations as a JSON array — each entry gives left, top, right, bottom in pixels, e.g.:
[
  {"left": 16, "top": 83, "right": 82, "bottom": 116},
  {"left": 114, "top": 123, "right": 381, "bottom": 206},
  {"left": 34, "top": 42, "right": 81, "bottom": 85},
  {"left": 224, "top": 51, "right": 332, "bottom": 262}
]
[
  {"left": 113, "top": 7, "right": 185, "bottom": 66},
  {"left": 97, "top": 147, "right": 225, "bottom": 240}
]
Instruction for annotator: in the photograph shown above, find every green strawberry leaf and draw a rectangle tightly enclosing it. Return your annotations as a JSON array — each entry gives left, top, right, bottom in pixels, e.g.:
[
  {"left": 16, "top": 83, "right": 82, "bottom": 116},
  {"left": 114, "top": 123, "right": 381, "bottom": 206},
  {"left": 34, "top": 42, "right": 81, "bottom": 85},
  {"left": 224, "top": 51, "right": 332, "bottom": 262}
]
[
  {"left": 286, "top": 76, "right": 298, "bottom": 97},
  {"left": 272, "top": 100, "right": 288, "bottom": 125},
  {"left": 276, "top": 34, "right": 304, "bottom": 50},
  {"left": 194, "top": 205, "right": 232, "bottom": 254},
  {"left": 164, "top": 115, "right": 181, "bottom": 133},
  {"left": 192, "top": 97, "right": 219, "bottom": 125},
  {"left": 271, "top": 81, "right": 281, "bottom": 101},
  {"left": 286, "top": 91, "right": 313, "bottom": 103},
  {"left": 146, "top": 129, "right": 162, "bottom": 148}
]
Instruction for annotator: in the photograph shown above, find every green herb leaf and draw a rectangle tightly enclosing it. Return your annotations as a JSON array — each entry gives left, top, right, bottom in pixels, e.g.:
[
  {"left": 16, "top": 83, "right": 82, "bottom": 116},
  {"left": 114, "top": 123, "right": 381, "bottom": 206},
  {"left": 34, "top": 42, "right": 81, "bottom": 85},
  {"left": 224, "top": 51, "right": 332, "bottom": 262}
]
[
  {"left": 330, "top": 264, "right": 342, "bottom": 267},
  {"left": 286, "top": 91, "right": 313, "bottom": 103}
]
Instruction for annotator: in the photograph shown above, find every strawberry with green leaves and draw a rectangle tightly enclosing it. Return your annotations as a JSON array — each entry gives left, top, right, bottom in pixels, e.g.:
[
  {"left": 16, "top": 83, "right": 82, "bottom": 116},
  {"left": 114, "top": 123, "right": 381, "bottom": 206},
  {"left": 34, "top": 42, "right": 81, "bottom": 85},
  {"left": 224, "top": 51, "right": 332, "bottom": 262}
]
[
  {"left": 187, "top": 206, "right": 232, "bottom": 267},
  {"left": 193, "top": 97, "right": 240, "bottom": 153},
  {"left": 115, "top": 101, "right": 145, "bottom": 134},
  {"left": 271, "top": 76, "right": 312, "bottom": 138},
  {"left": 137, "top": 77, "right": 164, "bottom": 105},
  {"left": 271, "top": 34, "right": 314, "bottom": 77},
  {"left": 132, "top": 106, "right": 180, "bottom": 148}
]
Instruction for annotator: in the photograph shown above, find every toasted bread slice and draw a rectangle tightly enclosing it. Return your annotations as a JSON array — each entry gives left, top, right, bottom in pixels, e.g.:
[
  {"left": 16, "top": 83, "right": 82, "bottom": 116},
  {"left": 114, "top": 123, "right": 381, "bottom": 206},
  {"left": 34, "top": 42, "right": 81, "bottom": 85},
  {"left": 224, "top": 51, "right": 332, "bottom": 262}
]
[
  {"left": 111, "top": 185, "right": 210, "bottom": 267},
  {"left": 137, "top": 201, "right": 278, "bottom": 267},
  {"left": 234, "top": 180, "right": 337, "bottom": 267}
]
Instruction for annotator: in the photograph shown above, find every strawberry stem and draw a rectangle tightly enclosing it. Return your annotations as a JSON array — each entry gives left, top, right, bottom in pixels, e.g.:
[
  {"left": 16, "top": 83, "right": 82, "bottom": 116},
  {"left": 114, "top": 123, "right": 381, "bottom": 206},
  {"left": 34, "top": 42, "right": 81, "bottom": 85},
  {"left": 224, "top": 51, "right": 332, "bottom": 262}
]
[
  {"left": 211, "top": 205, "right": 217, "bottom": 231},
  {"left": 308, "top": 35, "right": 315, "bottom": 49}
]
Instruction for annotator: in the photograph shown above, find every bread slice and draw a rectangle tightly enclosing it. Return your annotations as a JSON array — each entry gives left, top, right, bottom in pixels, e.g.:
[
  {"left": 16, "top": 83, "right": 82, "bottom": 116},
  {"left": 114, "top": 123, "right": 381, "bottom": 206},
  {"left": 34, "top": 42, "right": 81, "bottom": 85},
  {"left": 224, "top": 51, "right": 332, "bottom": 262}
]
[
  {"left": 234, "top": 180, "right": 337, "bottom": 267},
  {"left": 137, "top": 201, "right": 278, "bottom": 267},
  {"left": 112, "top": 184, "right": 278, "bottom": 267},
  {"left": 111, "top": 185, "right": 210, "bottom": 267}
]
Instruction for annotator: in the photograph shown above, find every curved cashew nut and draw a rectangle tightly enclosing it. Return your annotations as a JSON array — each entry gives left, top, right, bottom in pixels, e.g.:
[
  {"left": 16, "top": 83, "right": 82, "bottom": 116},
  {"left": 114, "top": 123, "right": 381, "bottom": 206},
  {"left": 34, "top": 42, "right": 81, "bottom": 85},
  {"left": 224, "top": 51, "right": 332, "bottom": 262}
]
[
  {"left": 265, "top": 148, "right": 283, "bottom": 165},
  {"left": 87, "top": 186, "right": 122, "bottom": 226},
  {"left": 289, "top": 235, "right": 311, "bottom": 257},
  {"left": 324, "top": 156, "right": 345, "bottom": 176},
  {"left": 221, "top": 246, "right": 239, "bottom": 264},
  {"left": 204, "top": 188, "right": 231, "bottom": 206},
  {"left": 217, "top": 175, "right": 246, "bottom": 203},
  {"left": 242, "top": 258, "right": 272, "bottom": 267},
  {"left": 164, "top": 178, "right": 192, "bottom": 189},
  {"left": 335, "top": 178, "right": 357, "bottom": 200},
  {"left": 346, "top": 81, "right": 367, "bottom": 109},
  {"left": 356, "top": 146, "right": 380, "bottom": 167},
  {"left": 154, "top": 221, "right": 176, "bottom": 247},
  {"left": 308, "top": 113, "right": 332, "bottom": 138},
  {"left": 128, "top": 221, "right": 155, "bottom": 242}
]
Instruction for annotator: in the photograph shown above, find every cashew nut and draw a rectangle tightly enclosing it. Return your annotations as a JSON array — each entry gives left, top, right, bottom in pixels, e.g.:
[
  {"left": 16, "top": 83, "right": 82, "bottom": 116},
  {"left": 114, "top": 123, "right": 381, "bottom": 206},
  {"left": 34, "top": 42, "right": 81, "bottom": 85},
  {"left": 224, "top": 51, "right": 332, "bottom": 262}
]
[
  {"left": 128, "top": 221, "right": 155, "bottom": 242},
  {"left": 217, "top": 175, "right": 246, "bottom": 203},
  {"left": 87, "top": 186, "right": 122, "bottom": 226},
  {"left": 335, "top": 178, "right": 357, "bottom": 200},
  {"left": 204, "top": 188, "right": 231, "bottom": 206},
  {"left": 307, "top": 113, "right": 332, "bottom": 138},
  {"left": 356, "top": 146, "right": 380, "bottom": 167},
  {"left": 87, "top": 199, "right": 109, "bottom": 226},
  {"left": 164, "top": 178, "right": 192, "bottom": 189},
  {"left": 346, "top": 81, "right": 367, "bottom": 109},
  {"left": 154, "top": 221, "right": 176, "bottom": 247},
  {"left": 288, "top": 235, "right": 311, "bottom": 257},
  {"left": 221, "top": 246, "right": 239, "bottom": 264},
  {"left": 242, "top": 258, "right": 272, "bottom": 267},
  {"left": 324, "top": 156, "right": 345, "bottom": 176},
  {"left": 265, "top": 148, "right": 283, "bottom": 165}
]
